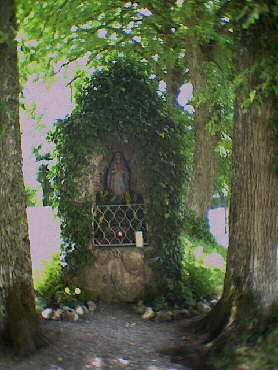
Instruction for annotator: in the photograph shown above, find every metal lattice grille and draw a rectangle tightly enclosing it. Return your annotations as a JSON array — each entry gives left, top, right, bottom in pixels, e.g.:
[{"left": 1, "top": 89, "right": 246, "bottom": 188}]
[{"left": 92, "top": 204, "right": 147, "bottom": 246}]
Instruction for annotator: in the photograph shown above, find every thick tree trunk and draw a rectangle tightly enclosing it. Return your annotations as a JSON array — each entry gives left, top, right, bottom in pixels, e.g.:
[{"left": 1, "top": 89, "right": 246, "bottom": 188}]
[
  {"left": 0, "top": 0, "right": 42, "bottom": 354},
  {"left": 198, "top": 10, "right": 278, "bottom": 343},
  {"left": 186, "top": 45, "right": 219, "bottom": 219},
  {"left": 222, "top": 51, "right": 278, "bottom": 318}
]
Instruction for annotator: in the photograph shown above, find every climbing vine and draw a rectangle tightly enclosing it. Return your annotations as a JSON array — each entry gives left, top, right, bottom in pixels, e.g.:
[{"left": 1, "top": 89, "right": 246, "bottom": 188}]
[{"left": 45, "top": 60, "right": 191, "bottom": 282}]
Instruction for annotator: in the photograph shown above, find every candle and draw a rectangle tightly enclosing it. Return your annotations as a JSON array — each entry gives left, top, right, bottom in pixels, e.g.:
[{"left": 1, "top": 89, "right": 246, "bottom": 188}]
[{"left": 135, "top": 231, "right": 144, "bottom": 247}]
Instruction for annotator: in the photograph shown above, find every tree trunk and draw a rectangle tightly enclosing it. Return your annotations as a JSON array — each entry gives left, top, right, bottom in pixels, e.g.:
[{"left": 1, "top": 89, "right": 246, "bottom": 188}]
[
  {"left": 0, "top": 0, "right": 43, "bottom": 354},
  {"left": 198, "top": 9, "right": 278, "bottom": 344},
  {"left": 186, "top": 44, "right": 219, "bottom": 219},
  {"left": 164, "top": 66, "right": 183, "bottom": 106},
  {"left": 164, "top": 47, "right": 219, "bottom": 220},
  {"left": 187, "top": 119, "right": 219, "bottom": 219},
  {"left": 223, "top": 49, "right": 278, "bottom": 319}
]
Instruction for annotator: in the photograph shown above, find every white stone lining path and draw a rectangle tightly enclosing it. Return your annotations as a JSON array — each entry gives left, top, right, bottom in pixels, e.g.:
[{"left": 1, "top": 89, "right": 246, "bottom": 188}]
[{"left": 6, "top": 304, "right": 195, "bottom": 370}]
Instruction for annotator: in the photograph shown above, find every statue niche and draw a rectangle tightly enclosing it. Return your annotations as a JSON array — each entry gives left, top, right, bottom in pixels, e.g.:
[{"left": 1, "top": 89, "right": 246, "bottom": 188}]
[
  {"left": 105, "top": 152, "right": 131, "bottom": 201},
  {"left": 93, "top": 150, "right": 146, "bottom": 247}
]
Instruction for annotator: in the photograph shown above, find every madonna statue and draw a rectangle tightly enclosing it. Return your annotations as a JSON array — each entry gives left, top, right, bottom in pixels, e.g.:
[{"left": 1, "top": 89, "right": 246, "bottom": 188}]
[{"left": 106, "top": 152, "right": 130, "bottom": 200}]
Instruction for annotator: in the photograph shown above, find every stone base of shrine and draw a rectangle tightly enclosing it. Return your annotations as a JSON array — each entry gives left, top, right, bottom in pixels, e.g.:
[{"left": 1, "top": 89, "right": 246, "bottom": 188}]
[{"left": 74, "top": 247, "right": 154, "bottom": 303}]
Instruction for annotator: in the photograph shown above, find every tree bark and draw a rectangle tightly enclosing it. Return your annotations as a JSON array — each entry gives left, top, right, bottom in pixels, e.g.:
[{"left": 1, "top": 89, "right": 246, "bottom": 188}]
[
  {"left": 0, "top": 0, "right": 42, "bottom": 354},
  {"left": 223, "top": 49, "right": 278, "bottom": 318},
  {"left": 198, "top": 8, "right": 278, "bottom": 343},
  {"left": 164, "top": 46, "right": 219, "bottom": 220},
  {"left": 164, "top": 66, "right": 183, "bottom": 106},
  {"left": 186, "top": 44, "right": 219, "bottom": 219}
]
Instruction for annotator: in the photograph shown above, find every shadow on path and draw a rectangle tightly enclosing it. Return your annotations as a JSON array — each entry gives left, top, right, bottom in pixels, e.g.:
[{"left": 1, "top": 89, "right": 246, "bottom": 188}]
[{"left": 0, "top": 304, "right": 211, "bottom": 370}]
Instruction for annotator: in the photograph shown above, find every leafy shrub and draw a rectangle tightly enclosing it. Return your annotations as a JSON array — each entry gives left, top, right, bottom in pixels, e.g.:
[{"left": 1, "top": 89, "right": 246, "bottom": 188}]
[
  {"left": 167, "top": 278, "right": 196, "bottom": 307},
  {"left": 34, "top": 253, "right": 85, "bottom": 308},
  {"left": 183, "top": 262, "right": 224, "bottom": 300},
  {"left": 152, "top": 295, "right": 169, "bottom": 311},
  {"left": 146, "top": 236, "right": 226, "bottom": 308},
  {"left": 34, "top": 253, "right": 63, "bottom": 306},
  {"left": 25, "top": 185, "right": 37, "bottom": 207},
  {"left": 184, "top": 209, "right": 216, "bottom": 244},
  {"left": 180, "top": 236, "right": 226, "bottom": 304},
  {"left": 55, "top": 286, "right": 85, "bottom": 308}
]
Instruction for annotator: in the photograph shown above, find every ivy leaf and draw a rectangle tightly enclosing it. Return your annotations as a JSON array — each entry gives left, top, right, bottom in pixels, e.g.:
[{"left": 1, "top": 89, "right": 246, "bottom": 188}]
[
  {"left": 0, "top": 31, "right": 9, "bottom": 43},
  {"left": 249, "top": 90, "right": 256, "bottom": 103}
]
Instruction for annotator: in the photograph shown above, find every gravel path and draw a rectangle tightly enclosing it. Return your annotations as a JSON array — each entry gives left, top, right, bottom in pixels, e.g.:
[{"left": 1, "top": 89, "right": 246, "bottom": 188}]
[{"left": 1, "top": 304, "right": 198, "bottom": 370}]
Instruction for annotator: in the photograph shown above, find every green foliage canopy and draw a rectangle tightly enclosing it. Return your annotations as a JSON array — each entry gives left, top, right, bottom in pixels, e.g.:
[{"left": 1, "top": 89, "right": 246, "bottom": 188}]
[{"left": 18, "top": 0, "right": 235, "bottom": 209}]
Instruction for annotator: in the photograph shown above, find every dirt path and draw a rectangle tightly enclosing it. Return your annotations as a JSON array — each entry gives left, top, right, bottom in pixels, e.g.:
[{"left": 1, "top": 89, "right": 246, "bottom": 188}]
[{"left": 0, "top": 304, "right": 205, "bottom": 370}]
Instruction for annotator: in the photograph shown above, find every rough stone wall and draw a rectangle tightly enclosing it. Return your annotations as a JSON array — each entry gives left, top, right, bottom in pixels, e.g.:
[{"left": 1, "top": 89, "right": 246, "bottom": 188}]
[{"left": 74, "top": 247, "right": 145, "bottom": 303}]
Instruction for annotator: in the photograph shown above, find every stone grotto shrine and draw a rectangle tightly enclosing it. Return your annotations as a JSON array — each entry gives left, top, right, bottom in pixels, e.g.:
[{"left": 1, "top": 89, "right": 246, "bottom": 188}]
[{"left": 45, "top": 61, "right": 188, "bottom": 304}]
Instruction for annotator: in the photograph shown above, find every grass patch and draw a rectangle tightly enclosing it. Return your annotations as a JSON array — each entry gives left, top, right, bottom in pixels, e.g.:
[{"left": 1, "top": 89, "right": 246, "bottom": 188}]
[{"left": 212, "top": 327, "right": 278, "bottom": 369}]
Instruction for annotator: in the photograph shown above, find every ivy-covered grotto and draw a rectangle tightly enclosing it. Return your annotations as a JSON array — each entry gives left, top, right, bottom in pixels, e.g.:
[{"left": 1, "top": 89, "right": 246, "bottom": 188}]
[{"left": 46, "top": 60, "right": 190, "bottom": 303}]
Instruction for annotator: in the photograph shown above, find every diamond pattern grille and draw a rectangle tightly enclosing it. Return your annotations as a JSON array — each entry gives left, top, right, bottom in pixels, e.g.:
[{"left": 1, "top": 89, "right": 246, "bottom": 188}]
[{"left": 92, "top": 204, "right": 147, "bottom": 246}]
